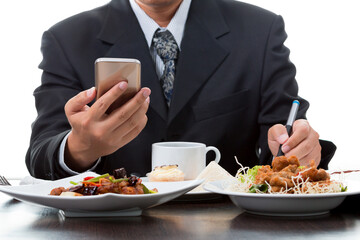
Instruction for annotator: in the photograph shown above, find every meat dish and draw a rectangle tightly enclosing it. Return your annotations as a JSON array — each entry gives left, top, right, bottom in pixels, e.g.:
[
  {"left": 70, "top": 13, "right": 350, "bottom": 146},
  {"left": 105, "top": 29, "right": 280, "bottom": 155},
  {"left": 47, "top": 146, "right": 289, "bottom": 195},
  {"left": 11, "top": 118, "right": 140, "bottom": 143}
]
[
  {"left": 50, "top": 168, "right": 158, "bottom": 196},
  {"left": 226, "top": 156, "right": 347, "bottom": 194}
]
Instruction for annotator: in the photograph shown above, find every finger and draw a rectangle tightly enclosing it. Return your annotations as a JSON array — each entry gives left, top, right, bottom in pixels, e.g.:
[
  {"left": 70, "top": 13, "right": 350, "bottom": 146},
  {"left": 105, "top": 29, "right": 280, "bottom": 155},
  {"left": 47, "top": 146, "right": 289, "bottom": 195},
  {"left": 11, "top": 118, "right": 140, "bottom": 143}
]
[
  {"left": 268, "top": 124, "right": 289, "bottom": 156},
  {"left": 106, "top": 87, "right": 151, "bottom": 128},
  {"left": 89, "top": 81, "right": 128, "bottom": 118},
  {"left": 105, "top": 107, "right": 148, "bottom": 149},
  {"left": 284, "top": 124, "right": 321, "bottom": 165},
  {"left": 65, "top": 87, "right": 96, "bottom": 115},
  {"left": 281, "top": 120, "right": 309, "bottom": 154},
  {"left": 284, "top": 136, "right": 317, "bottom": 161},
  {"left": 117, "top": 116, "right": 148, "bottom": 148},
  {"left": 294, "top": 143, "right": 322, "bottom": 167},
  {"left": 309, "top": 143, "right": 322, "bottom": 167},
  {"left": 112, "top": 100, "right": 149, "bottom": 136}
]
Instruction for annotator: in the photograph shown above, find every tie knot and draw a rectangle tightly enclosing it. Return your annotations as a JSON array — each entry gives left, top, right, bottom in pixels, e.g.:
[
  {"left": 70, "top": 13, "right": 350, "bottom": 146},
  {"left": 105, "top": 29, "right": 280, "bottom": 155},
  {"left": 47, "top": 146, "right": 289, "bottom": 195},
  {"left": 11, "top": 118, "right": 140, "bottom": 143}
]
[{"left": 152, "top": 29, "right": 179, "bottom": 61}]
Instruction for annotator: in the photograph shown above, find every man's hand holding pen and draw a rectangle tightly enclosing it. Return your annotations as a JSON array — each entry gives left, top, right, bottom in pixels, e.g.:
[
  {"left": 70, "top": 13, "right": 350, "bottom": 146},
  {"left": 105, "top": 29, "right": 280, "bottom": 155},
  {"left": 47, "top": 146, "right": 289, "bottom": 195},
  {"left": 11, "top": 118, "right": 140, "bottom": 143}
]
[
  {"left": 268, "top": 119, "right": 321, "bottom": 167},
  {"left": 267, "top": 100, "right": 321, "bottom": 167}
]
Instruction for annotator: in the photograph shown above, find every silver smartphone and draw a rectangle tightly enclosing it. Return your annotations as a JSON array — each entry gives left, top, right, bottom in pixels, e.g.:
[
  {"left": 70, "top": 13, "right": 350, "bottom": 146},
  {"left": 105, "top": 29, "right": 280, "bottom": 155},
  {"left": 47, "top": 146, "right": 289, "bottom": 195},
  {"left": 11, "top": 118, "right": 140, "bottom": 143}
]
[{"left": 95, "top": 58, "right": 141, "bottom": 114}]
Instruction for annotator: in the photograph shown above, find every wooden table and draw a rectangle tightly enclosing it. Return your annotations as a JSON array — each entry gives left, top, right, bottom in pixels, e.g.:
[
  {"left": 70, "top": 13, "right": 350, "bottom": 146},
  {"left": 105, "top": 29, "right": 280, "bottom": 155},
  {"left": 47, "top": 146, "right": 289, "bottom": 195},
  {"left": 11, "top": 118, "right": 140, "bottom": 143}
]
[{"left": 1, "top": 192, "right": 360, "bottom": 240}]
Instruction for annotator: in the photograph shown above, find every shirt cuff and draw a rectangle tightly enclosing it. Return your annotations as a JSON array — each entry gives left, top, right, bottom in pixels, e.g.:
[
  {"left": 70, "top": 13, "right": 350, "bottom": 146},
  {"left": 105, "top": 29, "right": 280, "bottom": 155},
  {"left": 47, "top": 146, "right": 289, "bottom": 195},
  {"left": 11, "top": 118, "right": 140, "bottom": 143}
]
[{"left": 58, "top": 131, "right": 101, "bottom": 175}]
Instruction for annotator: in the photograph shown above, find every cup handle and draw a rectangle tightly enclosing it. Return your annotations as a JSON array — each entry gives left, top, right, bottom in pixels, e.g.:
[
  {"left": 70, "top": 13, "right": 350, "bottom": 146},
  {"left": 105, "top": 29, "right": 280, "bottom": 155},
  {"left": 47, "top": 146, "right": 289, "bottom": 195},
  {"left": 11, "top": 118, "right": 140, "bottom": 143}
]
[{"left": 205, "top": 146, "right": 221, "bottom": 164}]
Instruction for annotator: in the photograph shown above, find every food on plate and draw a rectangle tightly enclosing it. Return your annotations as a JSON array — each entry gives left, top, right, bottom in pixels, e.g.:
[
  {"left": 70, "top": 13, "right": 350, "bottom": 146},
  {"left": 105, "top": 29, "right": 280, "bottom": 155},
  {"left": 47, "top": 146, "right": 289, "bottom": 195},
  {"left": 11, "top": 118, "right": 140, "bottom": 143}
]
[
  {"left": 59, "top": 192, "right": 83, "bottom": 197},
  {"left": 226, "top": 156, "right": 347, "bottom": 194},
  {"left": 190, "top": 161, "right": 234, "bottom": 193},
  {"left": 148, "top": 165, "right": 185, "bottom": 182},
  {"left": 50, "top": 168, "right": 158, "bottom": 196}
]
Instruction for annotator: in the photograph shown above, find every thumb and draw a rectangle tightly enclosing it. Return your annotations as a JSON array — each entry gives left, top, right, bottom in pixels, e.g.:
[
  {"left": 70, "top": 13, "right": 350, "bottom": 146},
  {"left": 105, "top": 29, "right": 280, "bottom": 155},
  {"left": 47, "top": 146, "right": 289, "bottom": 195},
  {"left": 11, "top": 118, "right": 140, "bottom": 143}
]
[
  {"left": 268, "top": 124, "right": 289, "bottom": 155},
  {"left": 65, "top": 87, "right": 96, "bottom": 115}
]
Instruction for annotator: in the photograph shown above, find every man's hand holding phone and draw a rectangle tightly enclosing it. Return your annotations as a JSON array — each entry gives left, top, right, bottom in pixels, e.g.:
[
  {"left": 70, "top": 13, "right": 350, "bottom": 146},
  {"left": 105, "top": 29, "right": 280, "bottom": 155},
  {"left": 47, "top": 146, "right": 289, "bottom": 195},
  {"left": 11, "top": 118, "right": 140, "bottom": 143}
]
[{"left": 64, "top": 81, "right": 151, "bottom": 172}]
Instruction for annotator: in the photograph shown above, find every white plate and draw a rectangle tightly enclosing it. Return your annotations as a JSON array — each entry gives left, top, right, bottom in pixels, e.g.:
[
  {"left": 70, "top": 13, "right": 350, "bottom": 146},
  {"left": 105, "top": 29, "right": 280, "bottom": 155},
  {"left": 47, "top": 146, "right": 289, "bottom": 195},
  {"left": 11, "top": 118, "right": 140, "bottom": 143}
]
[
  {"left": 141, "top": 177, "right": 219, "bottom": 201},
  {"left": 0, "top": 172, "right": 203, "bottom": 217},
  {"left": 203, "top": 179, "right": 360, "bottom": 216},
  {"left": 141, "top": 176, "right": 206, "bottom": 195}
]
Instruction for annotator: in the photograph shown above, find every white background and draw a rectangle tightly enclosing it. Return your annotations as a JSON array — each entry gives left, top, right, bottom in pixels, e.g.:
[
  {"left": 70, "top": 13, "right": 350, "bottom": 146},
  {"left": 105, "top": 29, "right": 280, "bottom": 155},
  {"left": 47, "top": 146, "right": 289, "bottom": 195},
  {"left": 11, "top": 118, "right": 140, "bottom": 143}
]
[{"left": 0, "top": 0, "right": 359, "bottom": 178}]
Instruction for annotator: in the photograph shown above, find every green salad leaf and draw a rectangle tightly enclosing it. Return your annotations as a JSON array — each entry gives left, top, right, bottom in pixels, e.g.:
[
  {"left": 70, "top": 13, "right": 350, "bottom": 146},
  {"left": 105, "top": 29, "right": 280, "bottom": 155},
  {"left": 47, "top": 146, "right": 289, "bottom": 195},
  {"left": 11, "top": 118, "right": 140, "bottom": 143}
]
[
  {"left": 248, "top": 184, "right": 268, "bottom": 193},
  {"left": 238, "top": 165, "right": 262, "bottom": 183},
  {"left": 248, "top": 166, "right": 262, "bottom": 180}
]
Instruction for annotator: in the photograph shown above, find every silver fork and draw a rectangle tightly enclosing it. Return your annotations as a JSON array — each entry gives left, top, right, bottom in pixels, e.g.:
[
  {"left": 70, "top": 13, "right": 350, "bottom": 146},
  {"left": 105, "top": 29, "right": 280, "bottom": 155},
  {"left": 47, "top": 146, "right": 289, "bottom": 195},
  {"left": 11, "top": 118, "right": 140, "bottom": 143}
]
[{"left": 0, "top": 175, "right": 11, "bottom": 186}]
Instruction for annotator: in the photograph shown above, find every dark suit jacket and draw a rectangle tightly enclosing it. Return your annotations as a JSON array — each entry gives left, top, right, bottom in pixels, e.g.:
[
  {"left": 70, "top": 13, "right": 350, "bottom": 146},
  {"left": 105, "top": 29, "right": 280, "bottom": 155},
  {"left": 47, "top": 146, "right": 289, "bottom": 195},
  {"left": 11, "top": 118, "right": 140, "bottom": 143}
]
[{"left": 26, "top": 0, "right": 336, "bottom": 180}]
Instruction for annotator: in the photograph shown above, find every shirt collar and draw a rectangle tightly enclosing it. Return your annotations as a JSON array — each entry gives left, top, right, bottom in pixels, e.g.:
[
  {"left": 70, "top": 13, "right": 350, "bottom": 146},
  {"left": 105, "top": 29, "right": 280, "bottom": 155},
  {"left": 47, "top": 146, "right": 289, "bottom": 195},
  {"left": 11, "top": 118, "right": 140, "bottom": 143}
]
[{"left": 129, "top": 0, "right": 192, "bottom": 50}]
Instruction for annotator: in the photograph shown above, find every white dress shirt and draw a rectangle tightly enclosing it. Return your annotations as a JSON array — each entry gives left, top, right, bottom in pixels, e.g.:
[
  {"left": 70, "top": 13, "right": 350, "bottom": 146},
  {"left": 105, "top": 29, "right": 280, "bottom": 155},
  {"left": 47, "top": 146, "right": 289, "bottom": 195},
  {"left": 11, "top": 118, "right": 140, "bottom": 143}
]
[
  {"left": 130, "top": 0, "right": 191, "bottom": 77},
  {"left": 59, "top": 0, "right": 192, "bottom": 174}
]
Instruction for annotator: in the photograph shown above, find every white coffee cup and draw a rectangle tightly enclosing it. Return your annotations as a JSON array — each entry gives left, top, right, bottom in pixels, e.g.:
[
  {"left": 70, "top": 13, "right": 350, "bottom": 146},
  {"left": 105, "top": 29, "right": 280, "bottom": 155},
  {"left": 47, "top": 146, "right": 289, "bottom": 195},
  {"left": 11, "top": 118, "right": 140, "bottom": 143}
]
[{"left": 151, "top": 142, "right": 221, "bottom": 180}]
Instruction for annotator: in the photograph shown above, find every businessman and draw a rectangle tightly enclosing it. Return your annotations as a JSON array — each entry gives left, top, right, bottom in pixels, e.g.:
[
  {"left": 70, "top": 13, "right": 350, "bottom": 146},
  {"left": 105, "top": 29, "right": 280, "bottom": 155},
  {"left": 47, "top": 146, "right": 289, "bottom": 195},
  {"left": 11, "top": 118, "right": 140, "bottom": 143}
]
[{"left": 26, "top": 0, "right": 335, "bottom": 180}]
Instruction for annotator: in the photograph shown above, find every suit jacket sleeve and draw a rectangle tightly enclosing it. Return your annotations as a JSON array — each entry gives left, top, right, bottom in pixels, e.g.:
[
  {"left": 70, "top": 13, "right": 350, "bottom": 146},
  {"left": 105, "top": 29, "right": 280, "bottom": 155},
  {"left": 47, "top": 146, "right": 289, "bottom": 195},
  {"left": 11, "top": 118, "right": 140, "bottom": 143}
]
[
  {"left": 256, "top": 15, "right": 335, "bottom": 168},
  {"left": 26, "top": 30, "right": 82, "bottom": 180}
]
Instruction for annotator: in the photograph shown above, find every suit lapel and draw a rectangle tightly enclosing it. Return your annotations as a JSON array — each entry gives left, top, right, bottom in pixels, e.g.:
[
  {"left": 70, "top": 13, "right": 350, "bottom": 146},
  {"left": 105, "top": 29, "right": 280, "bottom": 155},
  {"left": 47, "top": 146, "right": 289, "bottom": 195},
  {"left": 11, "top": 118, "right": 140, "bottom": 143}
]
[
  {"left": 168, "top": 0, "right": 230, "bottom": 123},
  {"left": 98, "top": 0, "right": 230, "bottom": 124},
  {"left": 98, "top": 0, "right": 168, "bottom": 121}
]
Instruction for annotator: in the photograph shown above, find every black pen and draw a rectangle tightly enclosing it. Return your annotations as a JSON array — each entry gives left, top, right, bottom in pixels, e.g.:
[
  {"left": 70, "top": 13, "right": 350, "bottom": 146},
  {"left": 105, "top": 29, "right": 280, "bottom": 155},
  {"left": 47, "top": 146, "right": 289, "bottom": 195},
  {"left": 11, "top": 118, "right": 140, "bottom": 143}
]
[{"left": 277, "top": 100, "right": 300, "bottom": 156}]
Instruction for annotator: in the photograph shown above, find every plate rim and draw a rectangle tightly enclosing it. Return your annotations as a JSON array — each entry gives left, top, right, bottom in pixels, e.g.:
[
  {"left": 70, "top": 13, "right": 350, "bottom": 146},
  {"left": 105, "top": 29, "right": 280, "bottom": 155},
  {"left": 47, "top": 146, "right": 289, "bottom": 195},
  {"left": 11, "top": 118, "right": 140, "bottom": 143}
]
[
  {"left": 203, "top": 179, "right": 360, "bottom": 199},
  {"left": 203, "top": 179, "right": 358, "bottom": 216},
  {"left": 0, "top": 174, "right": 204, "bottom": 216},
  {"left": 0, "top": 178, "right": 204, "bottom": 199}
]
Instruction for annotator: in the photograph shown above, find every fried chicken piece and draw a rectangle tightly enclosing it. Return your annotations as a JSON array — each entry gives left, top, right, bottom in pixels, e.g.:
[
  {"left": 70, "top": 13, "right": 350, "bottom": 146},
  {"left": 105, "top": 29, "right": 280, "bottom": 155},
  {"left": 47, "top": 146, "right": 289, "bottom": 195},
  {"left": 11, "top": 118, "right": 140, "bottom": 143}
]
[
  {"left": 288, "top": 155, "right": 300, "bottom": 167},
  {"left": 269, "top": 173, "right": 295, "bottom": 189},
  {"left": 272, "top": 155, "right": 300, "bottom": 172},
  {"left": 272, "top": 156, "right": 289, "bottom": 172},
  {"left": 279, "top": 170, "right": 296, "bottom": 180},
  {"left": 314, "top": 169, "right": 330, "bottom": 181},
  {"left": 254, "top": 165, "right": 273, "bottom": 184},
  {"left": 299, "top": 167, "right": 330, "bottom": 182},
  {"left": 258, "top": 165, "right": 272, "bottom": 174},
  {"left": 281, "top": 164, "right": 299, "bottom": 174}
]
